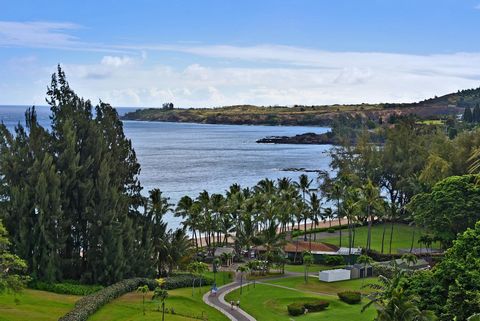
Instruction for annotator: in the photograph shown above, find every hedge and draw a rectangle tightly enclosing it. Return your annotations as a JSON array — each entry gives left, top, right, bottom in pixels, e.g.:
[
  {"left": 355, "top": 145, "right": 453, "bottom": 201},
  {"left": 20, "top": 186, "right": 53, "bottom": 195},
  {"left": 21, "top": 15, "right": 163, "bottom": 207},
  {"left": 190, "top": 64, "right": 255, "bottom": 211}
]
[
  {"left": 29, "top": 281, "right": 103, "bottom": 296},
  {"left": 287, "top": 301, "right": 329, "bottom": 316},
  {"left": 287, "top": 303, "right": 305, "bottom": 316},
  {"left": 304, "top": 300, "right": 330, "bottom": 312},
  {"left": 58, "top": 274, "right": 212, "bottom": 321},
  {"left": 338, "top": 291, "right": 362, "bottom": 304}
]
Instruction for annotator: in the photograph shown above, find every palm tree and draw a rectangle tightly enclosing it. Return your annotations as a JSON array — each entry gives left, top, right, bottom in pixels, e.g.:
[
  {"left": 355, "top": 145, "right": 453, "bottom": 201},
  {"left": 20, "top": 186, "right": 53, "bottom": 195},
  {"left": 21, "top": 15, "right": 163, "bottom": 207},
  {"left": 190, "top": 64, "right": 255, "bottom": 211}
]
[
  {"left": 401, "top": 253, "right": 417, "bottom": 268},
  {"left": 357, "top": 179, "right": 384, "bottom": 252},
  {"left": 302, "top": 252, "right": 314, "bottom": 284},
  {"left": 236, "top": 265, "right": 249, "bottom": 294},
  {"left": 253, "top": 222, "right": 286, "bottom": 268},
  {"left": 295, "top": 174, "right": 313, "bottom": 240},
  {"left": 175, "top": 195, "right": 197, "bottom": 248},
  {"left": 308, "top": 192, "right": 321, "bottom": 249},
  {"left": 362, "top": 269, "right": 437, "bottom": 321},
  {"left": 324, "top": 207, "right": 334, "bottom": 228},
  {"left": 165, "top": 228, "right": 191, "bottom": 275},
  {"left": 137, "top": 285, "right": 149, "bottom": 316},
  {"left": 152, "top": 288, "right": 168, "bottom": 321},
  {"left": 357, "top": 254, "right": 374, "bottom": 286}
]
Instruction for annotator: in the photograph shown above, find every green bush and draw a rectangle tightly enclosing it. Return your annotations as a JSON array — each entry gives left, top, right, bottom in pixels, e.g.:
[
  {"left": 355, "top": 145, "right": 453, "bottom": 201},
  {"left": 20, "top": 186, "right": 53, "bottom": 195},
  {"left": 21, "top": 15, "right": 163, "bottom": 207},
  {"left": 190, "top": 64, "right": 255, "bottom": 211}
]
[
  {"left": 327, "top": 228, "right": 336, "bottom": 233},
  {"left": 304, "top": 300, "right": 330, "bottom": 311},
  {"left": 324, "top": 255, "right": 345, "bottom": 266},
  {"left": 338, "top": 291, "right": 362, "bottom": 304},
  {"left": 29, "top": 281, "right": 103, "bottom": 296},
  {"left": 59, "top": 274, "right": 211, "bottom": 321},
  {"left": 287, "top": 303, "right": 305, "bottom": 316}
]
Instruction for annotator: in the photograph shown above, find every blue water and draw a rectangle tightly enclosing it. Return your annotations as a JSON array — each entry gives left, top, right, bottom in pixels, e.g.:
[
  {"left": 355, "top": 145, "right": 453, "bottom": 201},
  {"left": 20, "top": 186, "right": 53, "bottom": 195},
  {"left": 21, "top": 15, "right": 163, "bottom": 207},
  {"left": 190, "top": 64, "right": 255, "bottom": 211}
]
[{"left": 0, "top": 105, "right": 332, "bottom": 226}]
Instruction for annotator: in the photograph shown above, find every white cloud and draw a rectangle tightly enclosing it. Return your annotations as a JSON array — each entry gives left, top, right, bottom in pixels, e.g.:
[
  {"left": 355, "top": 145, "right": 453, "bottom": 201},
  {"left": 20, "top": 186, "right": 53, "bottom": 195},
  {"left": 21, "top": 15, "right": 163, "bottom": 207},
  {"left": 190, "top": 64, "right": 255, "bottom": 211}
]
[
  {"left": 101, "top": 55, "right": 134, "bottom": 67},
  {"left": 1, "top": 21, "right": 480, "bottom": 107}
]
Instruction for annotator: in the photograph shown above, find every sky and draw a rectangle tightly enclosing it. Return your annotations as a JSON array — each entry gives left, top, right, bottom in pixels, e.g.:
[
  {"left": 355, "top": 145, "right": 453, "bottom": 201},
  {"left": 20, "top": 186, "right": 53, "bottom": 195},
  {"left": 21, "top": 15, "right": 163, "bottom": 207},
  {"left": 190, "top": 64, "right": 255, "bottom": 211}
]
[{"left": 1, "top": 0, "right": 480, "bottom": 108}]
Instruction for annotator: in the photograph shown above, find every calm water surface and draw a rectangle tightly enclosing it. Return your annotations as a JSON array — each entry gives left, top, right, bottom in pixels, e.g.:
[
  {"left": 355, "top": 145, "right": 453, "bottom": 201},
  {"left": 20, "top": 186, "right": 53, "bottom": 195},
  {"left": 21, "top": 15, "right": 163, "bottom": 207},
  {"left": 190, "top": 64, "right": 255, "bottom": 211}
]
[{"left": 0, "top": 105, "right": 332, "bottom": 226}]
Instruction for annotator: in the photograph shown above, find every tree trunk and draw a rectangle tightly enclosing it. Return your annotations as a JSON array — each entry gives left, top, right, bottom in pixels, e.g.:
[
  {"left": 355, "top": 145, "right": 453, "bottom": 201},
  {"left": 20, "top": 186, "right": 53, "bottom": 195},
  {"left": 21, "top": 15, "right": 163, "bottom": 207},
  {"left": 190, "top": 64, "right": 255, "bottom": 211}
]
[
  {"left": 381, "top": 221, "right": 387, "bottom": 254},
  {"left": 389, "top": 220, "right": 395, "bottom": 254}
]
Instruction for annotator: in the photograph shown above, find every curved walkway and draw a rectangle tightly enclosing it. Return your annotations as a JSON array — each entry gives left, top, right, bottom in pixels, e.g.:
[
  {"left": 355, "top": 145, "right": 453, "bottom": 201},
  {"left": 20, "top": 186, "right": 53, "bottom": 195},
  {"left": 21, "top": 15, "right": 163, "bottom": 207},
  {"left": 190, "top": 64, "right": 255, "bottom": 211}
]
[{"left": 203, "top": 272, "right": 256, "bottom": 321}]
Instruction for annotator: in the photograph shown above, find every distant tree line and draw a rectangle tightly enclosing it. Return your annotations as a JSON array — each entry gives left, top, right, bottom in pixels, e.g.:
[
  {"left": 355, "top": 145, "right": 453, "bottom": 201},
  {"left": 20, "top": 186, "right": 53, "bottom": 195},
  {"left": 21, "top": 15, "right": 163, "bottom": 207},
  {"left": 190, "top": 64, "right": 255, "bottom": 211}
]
[{"left": 462, "top": 104, "right": 480, "bottom": 123}]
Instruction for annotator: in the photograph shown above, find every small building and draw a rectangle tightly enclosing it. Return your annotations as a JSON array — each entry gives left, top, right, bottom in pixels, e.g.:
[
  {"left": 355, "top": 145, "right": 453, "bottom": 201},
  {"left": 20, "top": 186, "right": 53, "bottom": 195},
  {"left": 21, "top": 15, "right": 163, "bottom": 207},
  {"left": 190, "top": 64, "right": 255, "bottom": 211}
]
[
  {"left": 346, "top": 264, "right": 373, "bottom": 279},
  {"left": 319, "top": 269, "right": 351, "bottom": 282},
  {"left": 214, "top": 247, "right": 235, "bottom": 266}
]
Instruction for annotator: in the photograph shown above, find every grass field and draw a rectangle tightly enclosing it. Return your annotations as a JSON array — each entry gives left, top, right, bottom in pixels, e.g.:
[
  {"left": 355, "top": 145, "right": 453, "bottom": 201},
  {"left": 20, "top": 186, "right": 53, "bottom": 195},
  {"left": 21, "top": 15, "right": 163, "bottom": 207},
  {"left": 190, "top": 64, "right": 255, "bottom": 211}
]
[
  {"left": 0, "top": 289, "right": 79, "bottom": 321},
  {"left": 317, "top": 223, "right": 439, "bottom": 253},
  {"left": 265, "top": 276, "right": 378, "bottom": 295},
  {"left": 284, "top": 264, "right": 343, "bottom": 274},
  {"left": 89, "top": 271, "right": 232, "bottom": 321},
  {"left": 225, "top": 283, "right": 376, "bottom": 321}
]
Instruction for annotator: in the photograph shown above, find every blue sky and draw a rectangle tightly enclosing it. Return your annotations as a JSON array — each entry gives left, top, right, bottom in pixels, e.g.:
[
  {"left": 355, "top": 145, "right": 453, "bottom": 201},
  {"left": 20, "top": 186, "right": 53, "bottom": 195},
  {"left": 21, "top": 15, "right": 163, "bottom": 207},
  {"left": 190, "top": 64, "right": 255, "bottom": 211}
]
[{"left": 1, "top": 0, "right": 480, "bottom": 107}]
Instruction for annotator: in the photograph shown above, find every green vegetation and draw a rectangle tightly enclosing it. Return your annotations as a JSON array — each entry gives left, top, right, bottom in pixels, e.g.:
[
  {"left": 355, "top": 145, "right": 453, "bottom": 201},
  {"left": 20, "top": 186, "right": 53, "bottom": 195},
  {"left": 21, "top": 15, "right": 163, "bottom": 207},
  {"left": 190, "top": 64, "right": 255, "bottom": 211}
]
[
  {"left": 28, "top": 281, "right": 103, "bottom": 296},
  {"left": 0, "top": 67, "right": 191, "bottom": 285},
  {"left": 410, "top": 174, "right": 480, "bottom": 247},
  {"left": 284, "top": 263, "right": 342, "bottom": 273},
  {"left": 89, "top": 272, "right": 231, "bottom": 321},
  {"left": 225, "top": 283, "right": 376, "bottom": 321},
  {"left": 338, "top": 291, "right": 362, "bottom": 304},
  {"left": 0, "top": 289, "right": 79, "bottom": 321},
  {"left": 0, "top": 220, "right": 29, "bottom": 293},
  {"left": 405, "top": 222, "right": 480, "bottom": 321}
]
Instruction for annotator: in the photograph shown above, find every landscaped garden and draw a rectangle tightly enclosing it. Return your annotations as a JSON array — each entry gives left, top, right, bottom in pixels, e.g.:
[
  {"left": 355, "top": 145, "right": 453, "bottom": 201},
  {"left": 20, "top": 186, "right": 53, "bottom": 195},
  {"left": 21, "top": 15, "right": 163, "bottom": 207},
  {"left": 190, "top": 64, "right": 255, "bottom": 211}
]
[{"left": 224, "top": 283, "right": 376, "bottom": 321}]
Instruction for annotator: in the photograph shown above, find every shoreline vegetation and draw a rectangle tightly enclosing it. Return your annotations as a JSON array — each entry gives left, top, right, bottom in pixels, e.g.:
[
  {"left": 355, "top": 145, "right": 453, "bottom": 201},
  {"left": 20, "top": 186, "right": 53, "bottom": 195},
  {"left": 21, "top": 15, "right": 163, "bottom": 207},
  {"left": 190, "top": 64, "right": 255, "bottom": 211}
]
[{"left": 120, "top": 88, "right": 480, "bottom": 127}]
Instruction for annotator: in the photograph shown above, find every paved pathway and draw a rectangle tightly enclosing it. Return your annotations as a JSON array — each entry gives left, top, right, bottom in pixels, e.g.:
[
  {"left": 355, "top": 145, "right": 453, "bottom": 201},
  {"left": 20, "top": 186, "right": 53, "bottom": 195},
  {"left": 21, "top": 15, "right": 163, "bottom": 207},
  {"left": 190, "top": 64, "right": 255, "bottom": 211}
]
[{"left": 203, "top": 272, "right": 256, "bottom": 321}]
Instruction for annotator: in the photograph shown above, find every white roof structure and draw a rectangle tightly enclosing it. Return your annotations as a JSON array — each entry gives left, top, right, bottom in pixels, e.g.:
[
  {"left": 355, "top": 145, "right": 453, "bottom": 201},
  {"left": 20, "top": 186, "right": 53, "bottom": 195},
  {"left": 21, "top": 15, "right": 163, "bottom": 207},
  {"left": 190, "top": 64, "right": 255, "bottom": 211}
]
[
  {"left": 319, "top": 269, "right": 351, "bottom": 282},
  {"left": 312, "top": 247, "right": 362, "bottom": 256}
]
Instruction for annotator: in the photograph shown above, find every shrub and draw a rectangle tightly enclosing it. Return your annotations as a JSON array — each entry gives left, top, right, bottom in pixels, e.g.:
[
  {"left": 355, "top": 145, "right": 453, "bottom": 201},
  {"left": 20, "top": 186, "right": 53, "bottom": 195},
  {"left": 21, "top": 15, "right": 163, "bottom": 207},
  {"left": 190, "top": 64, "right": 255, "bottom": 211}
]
[
  {"left": 304, "top": 300, "right": 330, "bottom": 311},
  {"left": 29, "top": 281, "right": 103, "bottom": 296},
  {"left": 163, "top": 273, "right": 213, "bottom": 290},
  {"left": 324, "top": 255, "right": 345, "bottom": 266},
  {"left": 327, "top": 228, "right": 336, "bottom": 233},
  {"left": 338, "top": 291, "right": 362, "bottom": 304},
  {"left": 287, "top": 303, "right": 305, "bottom": 316}
]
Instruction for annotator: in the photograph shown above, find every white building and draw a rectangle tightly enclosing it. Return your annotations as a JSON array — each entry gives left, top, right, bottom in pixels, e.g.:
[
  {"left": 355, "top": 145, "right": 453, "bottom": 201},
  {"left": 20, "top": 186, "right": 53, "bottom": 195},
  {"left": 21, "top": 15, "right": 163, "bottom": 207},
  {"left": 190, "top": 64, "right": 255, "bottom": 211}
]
[{"left": 319, "top": 268, "right": 351, "bottom": 282}]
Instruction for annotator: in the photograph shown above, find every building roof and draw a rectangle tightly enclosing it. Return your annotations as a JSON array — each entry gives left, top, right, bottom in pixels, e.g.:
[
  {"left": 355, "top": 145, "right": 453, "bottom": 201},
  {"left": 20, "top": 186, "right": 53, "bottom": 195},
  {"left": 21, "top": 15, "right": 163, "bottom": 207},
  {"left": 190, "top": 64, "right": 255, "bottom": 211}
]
[{"left": 214, "top": 247, "right": 235, "bottom": 257}]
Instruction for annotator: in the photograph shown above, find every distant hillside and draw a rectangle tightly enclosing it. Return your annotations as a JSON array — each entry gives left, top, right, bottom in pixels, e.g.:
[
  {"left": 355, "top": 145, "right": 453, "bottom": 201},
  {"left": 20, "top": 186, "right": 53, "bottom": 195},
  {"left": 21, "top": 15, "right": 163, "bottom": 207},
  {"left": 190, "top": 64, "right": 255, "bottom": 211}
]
[{"left": 121, "top": 87, "right": 480, "bottom": 126}]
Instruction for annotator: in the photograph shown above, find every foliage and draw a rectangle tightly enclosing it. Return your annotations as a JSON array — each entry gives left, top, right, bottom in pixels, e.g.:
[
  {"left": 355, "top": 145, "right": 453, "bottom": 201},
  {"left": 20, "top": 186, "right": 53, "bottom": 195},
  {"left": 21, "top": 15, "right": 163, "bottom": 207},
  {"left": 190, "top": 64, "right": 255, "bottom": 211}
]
[
  {"left": 0, "top": 67, "right": 193, "bottom": 284},
  {"left": 287, "top": 302, "right": 306, "bottom": 316},
  {"left": 0, "top": 220, "right": 29, "bottom": 293},
  {"left": 324, "top": 255, "right": 345, "bottom": 266},
  {"left": 409, "top": 175, "right": 480, "bottom": 247},
  {"left": 304, "top": 300, "right": 330, "bottom": 312},
  {"left": 406, "top": 222, "right": 480, "bottom": 321},
  {"left": 338, "top": 291, "right": 362, "bottom": 304},
  {"left": 28, "top": 280, "right": 103, "bottom": 296},
  {"left": 363, "top": 269, "right": 436, "bottom": 321}
]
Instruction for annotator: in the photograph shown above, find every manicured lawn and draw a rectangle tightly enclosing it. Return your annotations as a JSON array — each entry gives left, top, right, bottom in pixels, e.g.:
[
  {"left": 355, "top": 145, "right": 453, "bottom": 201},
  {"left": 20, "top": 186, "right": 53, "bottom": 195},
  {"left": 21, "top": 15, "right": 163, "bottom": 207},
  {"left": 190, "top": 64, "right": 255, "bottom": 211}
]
[
  {"left": 0, "top": 289, "right": 79, "bottom": 321},
  {"left": 265, "top": 276, "right": 378, "bottom": 295},
  {"left": 89, "top": 272, "right": 232, "bottom": 321},
  {"left": 284, "top": 264, "right": 343, "bottom": 274},
  {"left": 225, "top": 283, "right": 375, "bottom": 321},
  {"left": 317, "top": 223, "right": 440, "bottom": 253}
]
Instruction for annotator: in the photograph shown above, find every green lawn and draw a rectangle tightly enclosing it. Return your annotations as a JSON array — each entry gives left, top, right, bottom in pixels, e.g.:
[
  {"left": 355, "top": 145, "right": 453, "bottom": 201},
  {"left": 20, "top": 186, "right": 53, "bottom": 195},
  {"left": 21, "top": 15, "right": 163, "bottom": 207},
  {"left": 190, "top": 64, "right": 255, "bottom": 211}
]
[
  {"left": 317, "top": 223, "right": 439, "bottom": 253},
  {"left": 265, "top": 276, "right": 378, "bottom": 295},
  {"left": 89, "top": 272, "right": 232, "bottom": 321},
  {"left": 284, "top": 264, "right": 343, "bottom": 274},
  {"left": 0, "top": 289, "right": 79, "bottom": 321},
  {"left": 225, "top": 283, "right": 376, "bottom": 321}
]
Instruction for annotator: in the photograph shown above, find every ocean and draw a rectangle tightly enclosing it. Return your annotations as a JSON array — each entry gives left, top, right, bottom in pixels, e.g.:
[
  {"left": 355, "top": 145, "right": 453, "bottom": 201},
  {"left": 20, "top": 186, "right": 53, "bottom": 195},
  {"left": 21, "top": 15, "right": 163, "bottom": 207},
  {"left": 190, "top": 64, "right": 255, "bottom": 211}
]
[{"left": 0, "top": 105, "right": 332, "bottom": 227}]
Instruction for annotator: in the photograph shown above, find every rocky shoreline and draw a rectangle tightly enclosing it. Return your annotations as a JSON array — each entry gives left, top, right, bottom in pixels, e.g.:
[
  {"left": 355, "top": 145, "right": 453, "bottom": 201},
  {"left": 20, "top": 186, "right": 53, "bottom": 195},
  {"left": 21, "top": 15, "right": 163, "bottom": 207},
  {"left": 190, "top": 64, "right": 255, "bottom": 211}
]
[{"left": 256, "top": 132, "right": 335, "bottom": 145}]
